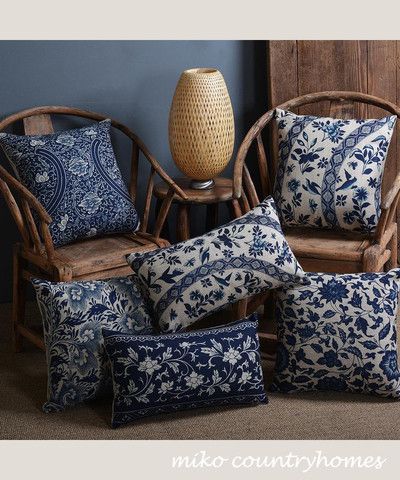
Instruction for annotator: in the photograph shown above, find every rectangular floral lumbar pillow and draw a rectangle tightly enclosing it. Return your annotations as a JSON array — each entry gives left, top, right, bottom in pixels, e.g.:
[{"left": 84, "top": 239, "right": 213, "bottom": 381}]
[
  {"left": 273, "top": 109, "right": 396, "bottom": 233},
  {"left": 127, "top": 196, "right": 305, "bottom": 333},
  {"left": 270, "top": 269, "right": 400, "bottom": 397},
  {"left": 103, "top": 313, "right": 267, "bottom": 428},
  {"left": 32, "top": 275, "right": 153, "bottom": 412},
  {"left": 0, "top": 120, "right": 139, "bottom": 247}
]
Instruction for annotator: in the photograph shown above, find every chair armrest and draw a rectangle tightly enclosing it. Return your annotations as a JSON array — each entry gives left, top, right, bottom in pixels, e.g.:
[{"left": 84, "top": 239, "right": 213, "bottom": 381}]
[
  {"left": 138, "top": 144, "right": 188, "bottom": 201},
  {"left": 0, "top": 165, "right": 52, "bottom": 224},
  {"left": 155, "top": 168, "right": 189, "bottom": 201},
  {"left": 0, "top": 164, "right": 55, "bottom": 258},
  {"left": 121, "top": 130, "right": 188, "bottom": 202},
  {"left": 233, "top": 109, "right": 275, "bottom": 199},
  {"left": 382, "top": 172, "right": 400, "bottom": 211},
  {"left": 374, "top": 172, "right": 400, "bottom": 244},
  {"left": 106, "top": 119, "right": 189, "bottom": 202}
]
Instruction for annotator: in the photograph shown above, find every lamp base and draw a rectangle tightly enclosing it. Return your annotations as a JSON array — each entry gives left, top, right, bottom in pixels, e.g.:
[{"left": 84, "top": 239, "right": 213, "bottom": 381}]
[{"left": 190, "top": 179, "right": 215, "bottom": 190}]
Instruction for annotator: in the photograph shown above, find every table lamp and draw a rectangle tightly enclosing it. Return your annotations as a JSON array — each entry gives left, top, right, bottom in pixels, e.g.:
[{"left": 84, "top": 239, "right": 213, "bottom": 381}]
[{"left": 169, "top": 68, "right": 235, "bottom": 189}]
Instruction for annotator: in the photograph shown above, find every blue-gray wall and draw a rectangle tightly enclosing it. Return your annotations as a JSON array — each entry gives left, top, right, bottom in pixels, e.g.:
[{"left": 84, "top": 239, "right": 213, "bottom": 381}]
[{"left": 0, "top": 41, "right": 266, "bottom": 303}]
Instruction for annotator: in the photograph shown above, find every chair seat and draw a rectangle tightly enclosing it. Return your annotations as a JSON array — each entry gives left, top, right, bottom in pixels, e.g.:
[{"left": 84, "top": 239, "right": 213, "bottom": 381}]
[
  {"left": 284, "top": 227, "right": 372, "bottom": 262},
  {"left": 53, "top": 232, "right": 168, "bottom": 279}
]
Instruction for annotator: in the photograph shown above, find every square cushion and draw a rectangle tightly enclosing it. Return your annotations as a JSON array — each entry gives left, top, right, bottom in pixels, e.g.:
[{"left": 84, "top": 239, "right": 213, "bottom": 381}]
[
  {"left": 103, "top": 313, "right": 267, "bottom": 428},
  {"left": 0, "top": 120, "right": 139, "bottom": 247},
  {"left": 127, "top": 197, "right": 305, "bottom": 333},
  {"left": 271, "top": 270, "right": 400, "bottom": 398},
  {"left": 273, "top": 109, "right": 396, "bottom": 233},
  {"left": 32, "top": 275, "right": 153, "bottom": 412}
]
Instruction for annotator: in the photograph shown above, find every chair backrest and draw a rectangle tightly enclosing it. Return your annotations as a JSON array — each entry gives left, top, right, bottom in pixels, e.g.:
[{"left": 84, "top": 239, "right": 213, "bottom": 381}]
[
  {"left": 233, "top": 91, "right": 400, "bottom": 208},
  {"left": 0, "top": 106, "right": 182, "bottom": 257},
  {"left": 0, "top": 106, "right": 160, "bottom": 203}
]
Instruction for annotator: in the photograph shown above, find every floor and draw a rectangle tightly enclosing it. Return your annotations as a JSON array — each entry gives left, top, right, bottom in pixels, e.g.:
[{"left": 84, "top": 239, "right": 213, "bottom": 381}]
[{"left": 1, "top": 302, "right": 400, "bottom": 440}]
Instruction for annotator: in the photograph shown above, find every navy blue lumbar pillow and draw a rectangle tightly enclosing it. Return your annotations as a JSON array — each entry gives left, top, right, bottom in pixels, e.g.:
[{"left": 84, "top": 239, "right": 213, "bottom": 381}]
[
  {"left": 103, "top": 313, "right": 267, "bottom": 428},
  {"left": 32, "top": 275, "right": 153, "bottom": 412},
  {"left": 0, "top": 119, "right": 139, "bottom": 247},
  {"left": 270, "top": 269, "right": 400, "bottom": 398}
]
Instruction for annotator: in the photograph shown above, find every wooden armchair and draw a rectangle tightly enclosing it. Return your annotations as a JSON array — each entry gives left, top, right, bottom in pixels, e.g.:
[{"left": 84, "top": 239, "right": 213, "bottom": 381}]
[
  {"left": 0, "top": 106, "right": 188, "bottom": 352},
  {"left": 233, "top": 91, "right": 400, "bottom": 276}
]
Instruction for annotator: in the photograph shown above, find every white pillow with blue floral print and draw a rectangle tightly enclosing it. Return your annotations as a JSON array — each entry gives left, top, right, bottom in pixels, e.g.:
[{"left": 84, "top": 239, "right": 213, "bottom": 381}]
[
  {"left": 32, "top": 275, "right": 153, "bottom": 412},
  {"left": 127, "top": 197, "right": 306, "bottom": 333},
  {"left": 273, "top": 109, "right": 396, "bottom": 233},
  {"left": 270, "top": 269, "right": 400, "bottom": 398}
]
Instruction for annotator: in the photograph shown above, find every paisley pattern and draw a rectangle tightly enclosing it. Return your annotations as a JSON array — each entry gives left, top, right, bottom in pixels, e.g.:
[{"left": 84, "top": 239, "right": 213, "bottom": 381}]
[
  {"left": 273, "top": 109, "right": 396, "bottom": 233},
  {"left": 32, "top": 275, "right": 153, "bottom": 412},
  {"left": 270, "top": 270, "right": 400, "bottom": 398},
  {"left": 103, "top": 314, "right": 267, "bottom": 428},
  {"left": 0, "top": 120, "right": 139, "bottom": 246},
  {"left": 127, "top": 197, "right": 306, "bottom": 333}
]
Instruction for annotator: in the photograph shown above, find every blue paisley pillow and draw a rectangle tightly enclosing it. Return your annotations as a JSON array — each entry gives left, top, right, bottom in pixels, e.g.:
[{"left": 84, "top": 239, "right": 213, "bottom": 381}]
[
  {"left": 32, "top": 275, "right": 153, "bottom": 412},
  {"left": 127, "top": 197, "right": 305, "bottom": 333},
  {"left": 271, "top": 269, "right": 400, "bottom": 398},
  {"left": 274, "top": 109, "right": 396, "bottom": 233},
  {"left": 103, "top": 313, "right": 267, "bottom": 428},
  {"left": 0, "top": 120, "right": 139, "bottom": 246}
]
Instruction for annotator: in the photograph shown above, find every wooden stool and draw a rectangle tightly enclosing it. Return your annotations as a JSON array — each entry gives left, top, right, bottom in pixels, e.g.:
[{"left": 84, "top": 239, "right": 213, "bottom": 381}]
[{"left": 153, "top": 177, "right": 243, "bottom": 241}]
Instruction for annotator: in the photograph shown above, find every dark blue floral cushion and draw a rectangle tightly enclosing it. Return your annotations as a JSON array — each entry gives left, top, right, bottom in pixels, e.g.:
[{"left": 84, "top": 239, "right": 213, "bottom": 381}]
[
  {"left": 273, "top": 109, "right": 396, "bottom": 233},
  {"left": 0, "top": 120, "right": 139, "bottom": 246},
  {"left": 32, "top": 275, "right": 153, "bottom": 412},
  {"left": 103, "top": 313, "right": 267, "bottom": 428},
  {"left": 271, "top": 270, "right": 400, "bottom": 398},
  {"left": 127, "top": 197, "right": 305, "bottom": 333}
]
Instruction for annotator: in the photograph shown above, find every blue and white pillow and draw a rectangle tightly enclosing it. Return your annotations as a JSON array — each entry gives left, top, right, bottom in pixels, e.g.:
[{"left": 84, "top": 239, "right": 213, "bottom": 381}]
[
  {"left": 270, "top": 270, "right": 400, "bottom": 398},
  {"left": 274, "top": 109, "right": 396, "bottom": 233},
  {"left": 127, "top": 197, "right": 305, "bottom": 333},
  {"left": 0, "top": 120, "right": 139, "bottom": 246},
  {"left": 32, "top": 275, "right": 153, "bottom": 412},
  {"left": 103, "top": 313, "right": 267, "bottom": 428}
]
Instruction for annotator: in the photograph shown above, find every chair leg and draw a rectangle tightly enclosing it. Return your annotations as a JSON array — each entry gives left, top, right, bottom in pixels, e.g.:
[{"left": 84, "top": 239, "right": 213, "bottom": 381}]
[
  {"left": 12, "top": 247, "right": 26, "bottom": 353},
  {"left": 206, "top": 203, "right": 218, "bottom": 232},
  {"left": 232, "top": 299, "right": 248, "bottom": 320},
  {"left": 389, "top": 230, "right": 398, "bottom": 269},
  {"left": 155, "top": 198, "right": 170, "bottom": 240},
  {"left": 177, "top": 204, "right": 190, "bottom": 242},
  {"left": 263, "top": 291, "right": 275, "bottom": 322},
  {"left": 230, "top": 199, "right": 243, "bottom": 219},
  {"left": 53, "top": 264, "right": 73, "bottom": 282},
  {"left": 363, "top": 245, "right": 381, "bottom": 272}
]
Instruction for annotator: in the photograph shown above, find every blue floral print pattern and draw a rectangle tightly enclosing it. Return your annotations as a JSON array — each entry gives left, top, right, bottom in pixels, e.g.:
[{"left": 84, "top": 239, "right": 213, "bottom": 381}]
[
  {"left": 270, "top": 270, "right": 400, "bottom": 398},
  {"left": 127, "top": 197, "right": 305, "bottom": 333},
  {"left": 273, "top": 109, "right": 396, "bottom": 233},
  {"left": 32, "top": 275, "right": 153, "bottom": 412},
  {"left": 103, "top": 314, "right": 267, "bottom": 428},
  {"left": 0, "top": 120, "right": 139, "bottom": 246}
]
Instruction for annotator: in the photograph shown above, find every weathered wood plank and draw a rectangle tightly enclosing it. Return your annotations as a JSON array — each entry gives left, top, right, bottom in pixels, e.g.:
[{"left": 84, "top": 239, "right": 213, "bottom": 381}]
[
  {"left": 297, "top": 40, "right": 368, "bottom": 117},
  {"left": 268, "top": 41, "right": 298, "bottom": 167},
  {"left": 367, "top": 41, "right": 397, "bottom": 199},
  {"left": 268, "top": 41, "right": 298, "bottom": 107},
  {"left": 23, "top": 114, "right": 54, "bottom": 135}
]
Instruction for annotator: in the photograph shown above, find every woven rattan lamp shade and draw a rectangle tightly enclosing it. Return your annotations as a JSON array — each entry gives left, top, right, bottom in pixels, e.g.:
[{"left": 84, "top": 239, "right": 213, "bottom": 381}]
[{"left": 169, "top": 68, "right": 235, "bottom": 188}]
